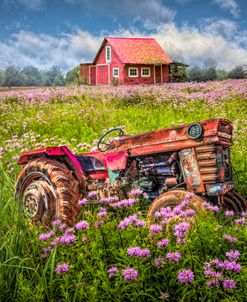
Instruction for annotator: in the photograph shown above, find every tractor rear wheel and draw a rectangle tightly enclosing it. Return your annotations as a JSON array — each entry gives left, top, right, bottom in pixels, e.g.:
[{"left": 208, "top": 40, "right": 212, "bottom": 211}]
[
  {"left": 147, "top": 190, "right": 205, "bottom": 219},
  {"left": 222, "top": 190, "right": 247, "bottom": 214},
  {"left": 15, "top": 158, "right": 80, "bottom": 225}
]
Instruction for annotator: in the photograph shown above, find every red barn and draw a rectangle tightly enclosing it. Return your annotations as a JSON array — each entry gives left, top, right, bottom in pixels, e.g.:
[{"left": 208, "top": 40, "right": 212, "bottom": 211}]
[{"left": 80, "top": 37, "right": 173, "bottom": 85}]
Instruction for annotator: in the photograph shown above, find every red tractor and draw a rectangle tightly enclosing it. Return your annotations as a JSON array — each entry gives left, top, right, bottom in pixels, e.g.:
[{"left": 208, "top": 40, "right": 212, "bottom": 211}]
[{"left": 15, "top": 118, "right": 247, "bottom": 225}]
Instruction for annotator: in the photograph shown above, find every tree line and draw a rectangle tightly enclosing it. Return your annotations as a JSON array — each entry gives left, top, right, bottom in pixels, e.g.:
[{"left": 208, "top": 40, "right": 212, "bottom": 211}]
[
  {"left": 171, "top": 58, "right": 246, "bottom": 82},
  {"left": 0, "top": 60, "right": 246, "bottom": 88},
  {"left": 0, "top": 65, "right": 67, "bottom": 88},
  {"left": 0, "top": 65, "right": 83, "bottom": 88}
]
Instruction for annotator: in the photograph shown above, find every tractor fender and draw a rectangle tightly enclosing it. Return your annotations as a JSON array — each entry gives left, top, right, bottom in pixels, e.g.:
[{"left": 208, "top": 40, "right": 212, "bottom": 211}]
[{"left": 17, "top": 145, "right": 86, "bottom": 184}]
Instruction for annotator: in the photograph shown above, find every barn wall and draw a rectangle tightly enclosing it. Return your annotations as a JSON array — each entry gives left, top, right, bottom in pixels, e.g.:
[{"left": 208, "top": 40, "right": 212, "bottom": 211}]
[
  {"left": 162, "top": 65, "right": 170, "bottom": 83},
  {"left": 95, "top": 41, "right": 124, "bottom": 84},
  {"left": 110, "top": 49, "right": 124, "bottom": 84},
  {"left": 155, "top": 66, "right": 162, "bottom": 84},
  {"left": 90, "top": 66, "right": 96, "bottom": 85},
  {"left": 95, "top": 41, "right": 108, "bottom": 65},
  {"left": 80, "top": 64, "right": 90, "bottom": 84},
  {"left": 123, "top": 64, "right": 155, "bottom": 85},
  {"left": 96, "top": 65, "right": 109, "bottom": 85}
]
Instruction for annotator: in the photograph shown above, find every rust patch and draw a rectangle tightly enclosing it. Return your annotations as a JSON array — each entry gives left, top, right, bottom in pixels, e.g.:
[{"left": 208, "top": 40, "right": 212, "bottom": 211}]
[{"left": 179, "top": 148, "right": 205, "bottom": 193}]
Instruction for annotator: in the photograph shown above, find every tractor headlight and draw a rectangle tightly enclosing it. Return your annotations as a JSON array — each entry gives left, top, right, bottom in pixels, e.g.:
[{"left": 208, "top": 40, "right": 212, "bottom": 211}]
[{"left": 187, "top": 123, "right": 203, "bottom": 139}]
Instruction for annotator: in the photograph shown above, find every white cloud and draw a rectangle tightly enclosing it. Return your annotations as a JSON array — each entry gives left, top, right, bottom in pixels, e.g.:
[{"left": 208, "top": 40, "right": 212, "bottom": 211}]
[
  {"left": 0, "top": 20, "right": 247, "bottom": 71},
  {"left": 201, "top": 19, "right": 238, "bottom": 39},
  {"left": 0, "top": 30, "right": 102, "bottom": 70},
  {"left": 108, "top": 21, "right": 247, "bottom": 70},
  {"left": 153, "top": 22, "right": 247, "bottom": 70},
  {"left": 214, "top": 0, "right": 240, "bottom": 18}
]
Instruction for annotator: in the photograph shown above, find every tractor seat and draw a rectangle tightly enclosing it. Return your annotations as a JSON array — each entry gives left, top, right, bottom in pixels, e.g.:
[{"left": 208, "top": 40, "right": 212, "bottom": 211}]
[{"left": 75, "top": 155, "right": 105, "bottom": 171}]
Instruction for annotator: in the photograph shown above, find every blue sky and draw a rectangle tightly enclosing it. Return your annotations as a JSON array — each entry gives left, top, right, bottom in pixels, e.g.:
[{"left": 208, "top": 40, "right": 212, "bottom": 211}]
[{"left": 1, "top": 0, "right": 247, "bottom": 71}]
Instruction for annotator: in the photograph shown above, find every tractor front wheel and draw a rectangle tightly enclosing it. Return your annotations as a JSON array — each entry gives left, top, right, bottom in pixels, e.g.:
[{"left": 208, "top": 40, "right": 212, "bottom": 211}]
[
  {"left": 147, "top": 190, "right": 205, "bottom": 219},
  {"left": 15, "top": 158, "right": 80, "bottom": 225}
]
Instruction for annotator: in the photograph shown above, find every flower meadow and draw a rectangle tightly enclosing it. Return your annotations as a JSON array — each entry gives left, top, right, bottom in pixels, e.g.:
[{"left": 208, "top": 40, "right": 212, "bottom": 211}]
[
  {"left": 24, "top": 193, "right": 247, "bottom": 301},
  {"left": 0, "top": 79, "right": 247, "bottom": 301}
]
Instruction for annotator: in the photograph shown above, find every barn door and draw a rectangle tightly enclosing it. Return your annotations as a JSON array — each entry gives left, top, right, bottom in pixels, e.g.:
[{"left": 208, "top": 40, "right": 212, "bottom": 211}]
[
  {"left": 90, "top": 66, "right": 96, "bottom": 85},
  {"left": 96, "top": 65, "right": 109, "bottom": 85},
  {"left": 155, "top": 65, "right": 162, "bottom": 84}
]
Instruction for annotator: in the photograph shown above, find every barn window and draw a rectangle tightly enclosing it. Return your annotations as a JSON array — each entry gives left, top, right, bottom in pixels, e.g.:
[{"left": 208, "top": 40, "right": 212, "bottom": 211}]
[
  {"left": 113, "top": 68, "right": 119, "bottom": 77},
  {"left": 128, "top": 68, "right": 138, "bottom": 77},
  {"left": 141, "top": 68, "right": 151, "bottom": 77},
  {"left": 106, "top": 46, "right": 111, "bottom": 63}
]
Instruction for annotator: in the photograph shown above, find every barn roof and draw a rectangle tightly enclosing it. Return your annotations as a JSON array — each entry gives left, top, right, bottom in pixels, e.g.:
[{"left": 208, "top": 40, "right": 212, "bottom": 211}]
[{"left": 93, "top": 37, "right": 173, "bottom": 65}]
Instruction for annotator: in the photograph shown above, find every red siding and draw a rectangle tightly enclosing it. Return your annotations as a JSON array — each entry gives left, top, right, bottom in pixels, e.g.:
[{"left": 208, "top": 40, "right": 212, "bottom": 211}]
[
  {"left": 96, "top": 42, "right": 108, "bottom": 64},
  {"left": 96, "top": 65, "right": 109, "bottom": 84},
  {"left": 94, "top": 42, "right": 108, "bottom": 85},
  {"left": 109, "top": 45, "right": 124, "bottom": 84},
  {"left": 90, "top": 66, "right": 96, "bottom": 85},
  {"left": 162, "top": 65, "right": 170, "bottom": 83},
  {"left": 123, "top": 64, "right": 155, "bottom": 85},
  {"left": 122, "top": 64, "right": 169, "bottom": 85},
  {"left": 95, "top": 41, "right": 124, "bottom": 84},
  {"left": 80, "top": 64, "right": 90, "bottom": 84},
  {"left": 155, "top": 66, "right": 162, "bottom": 84}
]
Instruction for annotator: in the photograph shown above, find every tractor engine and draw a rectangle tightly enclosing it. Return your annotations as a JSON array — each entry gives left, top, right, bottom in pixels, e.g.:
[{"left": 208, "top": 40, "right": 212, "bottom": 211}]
[{"left": 134, "top": 152, "right": 181, "bottom": 199}]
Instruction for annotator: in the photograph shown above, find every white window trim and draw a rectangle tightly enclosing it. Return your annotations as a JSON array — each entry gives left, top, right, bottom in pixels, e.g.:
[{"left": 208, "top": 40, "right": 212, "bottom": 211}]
[
  {"left": 113, "top": 68, "right": 119, "bottom": 78},
  {"left": 106, "top": 46, "right": 111, "bottom": 63},
  {"left": 141, "top": 67, "right": 151, "bottom": 77},
  {"left": 128, "top": 67, "right": 138, "bottom": 78}
]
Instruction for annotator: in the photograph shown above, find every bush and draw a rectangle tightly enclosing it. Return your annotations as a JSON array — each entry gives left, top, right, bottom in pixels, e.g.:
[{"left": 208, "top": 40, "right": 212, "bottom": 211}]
[{"left": 228, "top": 66, "right": 245, "bottom": 79}]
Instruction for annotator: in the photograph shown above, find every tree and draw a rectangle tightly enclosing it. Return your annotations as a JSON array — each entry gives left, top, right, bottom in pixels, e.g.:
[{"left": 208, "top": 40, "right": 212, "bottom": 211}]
[
  {"left": 228, "top": 66, "right": 245, "bottom": 79},
  {"left": 188, "top": 66, "right": 204, "bottom": 82},
  {"left": 3, "top": 65, "right": 27, "bottom": 88},
  {"left": 216, "top": 69, "right": 228, "bottom": 80},
  {"left": 204, "top": 58, "right": 217, "bottom": 69},
  {"left": 54, "top": 75, "right": 64, "bottom": 86},
  {"left": 170, "top": 64, "right": 187, "bottom": 82},
  {"left": 44, "top": 66, "right": 65, "bottom": 86},
  {"left": 203, "top": 58, "right": 217, "bottom": 81},
  {"left": 0, "top": 69, "right": 4, "bottom": 86},
  {"left": 65, "top": 66, "right": 81, "bottom": 85},
  {"left": 22, "top": 66, "right": 43, "bottom": 86},
  {"left": 188, "top": 59, "right": 218, "bottom": 82}
]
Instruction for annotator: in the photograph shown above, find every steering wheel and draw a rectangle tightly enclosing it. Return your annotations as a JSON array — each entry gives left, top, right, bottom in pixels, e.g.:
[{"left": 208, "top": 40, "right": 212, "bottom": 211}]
[{"left": 97, "top": 128, "right": 125, "bottom": 152}]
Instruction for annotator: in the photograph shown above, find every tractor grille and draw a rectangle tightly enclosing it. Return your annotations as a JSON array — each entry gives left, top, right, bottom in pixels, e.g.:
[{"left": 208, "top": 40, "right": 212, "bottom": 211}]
[
  {"left": 195, "top": 145, "right": 231, "bottom": 184},
  {"left": 218, "top": 120, "right": 232, "bottom": 145}
]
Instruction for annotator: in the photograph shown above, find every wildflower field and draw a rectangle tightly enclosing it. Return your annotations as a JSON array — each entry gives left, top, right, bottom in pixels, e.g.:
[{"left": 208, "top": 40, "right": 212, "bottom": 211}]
[{"left": 0, "top": 79, "right": 247, "bottom": 301}]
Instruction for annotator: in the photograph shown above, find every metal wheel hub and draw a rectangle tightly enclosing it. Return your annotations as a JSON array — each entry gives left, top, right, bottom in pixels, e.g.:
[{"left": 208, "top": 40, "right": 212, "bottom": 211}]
[{"left": 23, "top": 180, "right": 55, "bottom": 220}]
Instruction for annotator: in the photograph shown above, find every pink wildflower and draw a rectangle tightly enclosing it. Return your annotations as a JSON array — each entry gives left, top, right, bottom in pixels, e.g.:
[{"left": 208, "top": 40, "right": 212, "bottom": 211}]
[
  {"left": 75, "top": 220, "right": 89, "bottom": 230},
  {"left": 55, "top": 263, "right": 69, "bottom": 274}
]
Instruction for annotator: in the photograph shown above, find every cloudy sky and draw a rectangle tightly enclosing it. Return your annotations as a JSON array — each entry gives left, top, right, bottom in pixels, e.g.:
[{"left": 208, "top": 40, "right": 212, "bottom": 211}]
[{"left": 1, "top": 0, "right": 247, "bottom": 71}]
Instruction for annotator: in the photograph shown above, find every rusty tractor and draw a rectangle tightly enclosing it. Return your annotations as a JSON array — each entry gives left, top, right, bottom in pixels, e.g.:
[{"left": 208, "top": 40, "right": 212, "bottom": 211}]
[{"left": 15, "top": 118, "right": 247, "bottom": 225}]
